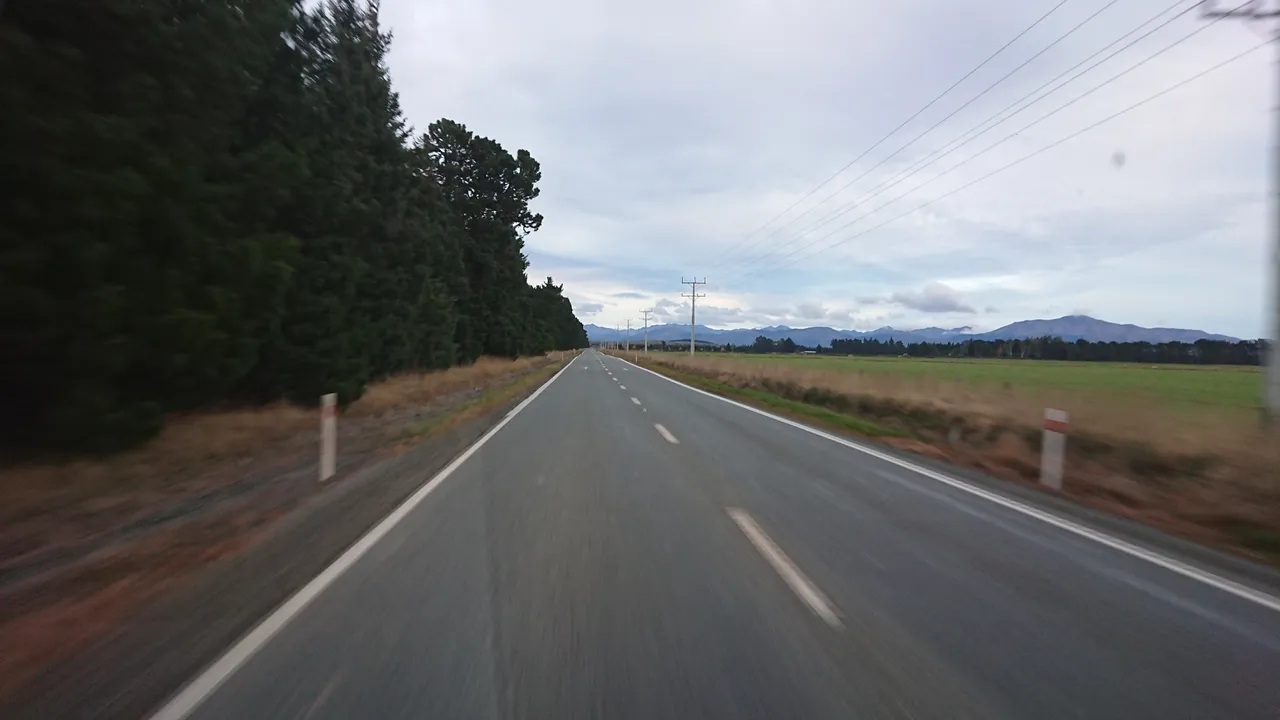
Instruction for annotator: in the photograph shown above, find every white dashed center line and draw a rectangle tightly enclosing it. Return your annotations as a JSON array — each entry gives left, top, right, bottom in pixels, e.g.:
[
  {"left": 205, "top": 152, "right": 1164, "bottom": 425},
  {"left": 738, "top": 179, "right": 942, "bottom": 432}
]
[
  {"left": 727, "top": 508, "right": 843, "bottom": 629},
  {"left": 654, "top": 424, "right": 678, "bottom": 444}
]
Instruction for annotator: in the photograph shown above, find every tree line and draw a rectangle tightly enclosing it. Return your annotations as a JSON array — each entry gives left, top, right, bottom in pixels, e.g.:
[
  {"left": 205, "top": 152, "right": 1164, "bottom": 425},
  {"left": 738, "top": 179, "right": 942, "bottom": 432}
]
[
  {"left": 1, "top": 0, "right": 587, "bottom": 454},
  {"left": 728, "top": 336, "right": 1262, "bottom": 365}
]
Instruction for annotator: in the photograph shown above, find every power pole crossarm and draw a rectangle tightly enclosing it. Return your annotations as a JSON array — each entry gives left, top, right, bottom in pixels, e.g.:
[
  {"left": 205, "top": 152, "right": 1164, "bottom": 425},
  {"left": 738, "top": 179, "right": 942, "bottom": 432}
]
[
  {"left": 640, "top": 310, "right": 652, "bottom": 353},
  {"left": 682, "top": 277, "right": 707, "bottom": 359}
]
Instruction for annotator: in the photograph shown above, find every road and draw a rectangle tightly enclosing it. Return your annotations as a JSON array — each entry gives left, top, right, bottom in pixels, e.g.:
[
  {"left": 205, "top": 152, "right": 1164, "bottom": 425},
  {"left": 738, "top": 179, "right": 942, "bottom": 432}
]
[{"left": 155, "top": 349, "right": 1280, "bottom": 720}]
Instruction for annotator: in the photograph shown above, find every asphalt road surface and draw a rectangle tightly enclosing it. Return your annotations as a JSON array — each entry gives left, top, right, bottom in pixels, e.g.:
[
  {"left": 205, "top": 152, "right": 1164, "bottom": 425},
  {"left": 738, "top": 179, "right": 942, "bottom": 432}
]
[{"left": 154, "top": 350, "right": 1280, "bottom": 720}]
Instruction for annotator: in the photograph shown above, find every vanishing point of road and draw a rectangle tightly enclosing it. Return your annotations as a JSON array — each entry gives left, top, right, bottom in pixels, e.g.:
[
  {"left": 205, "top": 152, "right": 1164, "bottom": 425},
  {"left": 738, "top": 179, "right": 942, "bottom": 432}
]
[{"left": 152, "top": 350, "right": 1280, "bottom": 720}]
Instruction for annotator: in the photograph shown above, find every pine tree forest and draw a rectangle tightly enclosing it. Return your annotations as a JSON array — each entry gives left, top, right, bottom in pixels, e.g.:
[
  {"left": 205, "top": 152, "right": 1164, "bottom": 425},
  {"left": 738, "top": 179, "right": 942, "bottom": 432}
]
[{"left": 0, "top": 0, "right": 589, "bottom": 454}]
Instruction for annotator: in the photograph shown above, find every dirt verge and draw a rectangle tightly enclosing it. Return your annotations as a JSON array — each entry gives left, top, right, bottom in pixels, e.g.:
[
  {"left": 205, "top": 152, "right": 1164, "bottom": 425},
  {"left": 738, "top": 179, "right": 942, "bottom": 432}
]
[{"left": 0, "top": 353, "right": 573, "bottom": 719}]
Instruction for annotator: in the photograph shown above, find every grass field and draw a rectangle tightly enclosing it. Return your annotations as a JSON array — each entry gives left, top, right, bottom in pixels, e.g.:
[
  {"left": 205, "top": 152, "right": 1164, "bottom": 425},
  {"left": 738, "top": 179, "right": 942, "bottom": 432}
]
[{"left": 718, "top": 354, "right": 1262, "bottom": 415}]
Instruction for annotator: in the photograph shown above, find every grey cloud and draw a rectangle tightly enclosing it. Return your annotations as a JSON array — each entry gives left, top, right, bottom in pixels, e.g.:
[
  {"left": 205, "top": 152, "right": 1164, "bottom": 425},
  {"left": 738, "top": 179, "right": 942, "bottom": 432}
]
[
  {"left": 575, "top": 301, "right": 605, "bottom": 315},
  {"left": 888, "top": 282, "right": 976, "bottom": 314},
  {"left": 611, "top": 291, "right": 648, "bottom": 299},
  {"left": 823, "top": 309, "right": 860, "bottom": 327},
  {"left": 754, "top": 306, "right": 791, "bottom": 318},
  {"left": 644, "top": 301, "right": 872, "bottom": 330},
  {"left": 787, "top": 302, "right": 869, "bottom": 328},
  {"left": 695, "top": 305, "right": 745, "bottom": 325},
  {"left": 795, "top": 302, "right": 825, "bottom": 319},
  {"left": 984, "top": 305, "right": 999, "bottom": 314},
  {"left": 648, "top": 298, "right": 746, "bottom": 326},
  {"left": 651, "top": 298, "right": 683, "bottom": 320}
]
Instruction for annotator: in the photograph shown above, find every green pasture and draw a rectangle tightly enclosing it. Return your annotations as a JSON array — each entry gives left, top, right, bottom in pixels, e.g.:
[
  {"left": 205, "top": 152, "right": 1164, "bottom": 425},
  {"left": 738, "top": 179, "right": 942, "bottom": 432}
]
[{"left": 718, "top": 354, "right": 1261, "bottom": 412}]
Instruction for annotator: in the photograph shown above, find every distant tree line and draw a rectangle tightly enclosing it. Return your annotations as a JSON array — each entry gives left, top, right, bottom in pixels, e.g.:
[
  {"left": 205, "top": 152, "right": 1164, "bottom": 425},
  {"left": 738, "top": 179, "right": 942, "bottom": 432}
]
[
  {"left": 1, "top": 0, "right": 587, "bottom": 453},
  {"left": 725, "top": 336, "right": 1262, "bottom": 365}
]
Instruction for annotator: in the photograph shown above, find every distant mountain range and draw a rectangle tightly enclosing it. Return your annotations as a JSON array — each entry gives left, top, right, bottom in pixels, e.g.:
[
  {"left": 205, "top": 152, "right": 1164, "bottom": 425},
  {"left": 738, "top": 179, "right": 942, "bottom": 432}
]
[{"left": 584, "top": 315, "right": 1240, "bottom": 347}]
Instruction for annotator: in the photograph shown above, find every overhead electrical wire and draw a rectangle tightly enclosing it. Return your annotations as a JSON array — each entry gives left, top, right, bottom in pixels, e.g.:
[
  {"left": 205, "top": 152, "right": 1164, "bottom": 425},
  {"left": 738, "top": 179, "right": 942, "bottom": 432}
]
[
  {"left": 733, "top": 37, "right": 1265, "bottom": 282},
  {"left": 703, "top": 0, "right": 1075, "bottom": 268},
  {"left": 718, "top": 0, "right": 1199, "bottom": 279},
  {"left": 720, "top": 0, "right": 1236, "bottom": 282},
  {"left": 715, "top": 0, "right": 1126, "bottom": 277},
  {"left": 734, "top": 5, "right": 1244, "bottom": 280},
  {"left": 718, "top": 0, "right": 1214, "bottom": 281}
]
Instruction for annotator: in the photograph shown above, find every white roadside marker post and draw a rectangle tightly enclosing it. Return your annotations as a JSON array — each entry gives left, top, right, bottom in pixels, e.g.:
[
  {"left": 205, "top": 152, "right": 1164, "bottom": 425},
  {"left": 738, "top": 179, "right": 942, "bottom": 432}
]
[
  {"left": 1040, "top": 408, "right": 1068, "bottom": 490},
  {"left": 320, "top": 393, "right": 337, "bottom": 482}
]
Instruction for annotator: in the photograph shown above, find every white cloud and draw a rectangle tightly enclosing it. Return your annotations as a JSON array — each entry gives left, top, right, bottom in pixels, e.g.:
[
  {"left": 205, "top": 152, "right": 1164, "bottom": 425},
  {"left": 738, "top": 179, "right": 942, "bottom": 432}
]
[{"left": 383, "top": 0, "right": 1271, "bottom": 338}]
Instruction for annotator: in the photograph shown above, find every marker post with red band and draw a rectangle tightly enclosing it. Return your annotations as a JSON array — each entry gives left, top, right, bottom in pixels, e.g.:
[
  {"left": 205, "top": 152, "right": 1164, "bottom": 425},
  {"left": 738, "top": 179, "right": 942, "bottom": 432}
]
[
  {"left": 1040, "top": 408, "right": 1068, "bottom": 490},
  {"left": 320, "top": 393, "right": 337, "bottom": 482}
]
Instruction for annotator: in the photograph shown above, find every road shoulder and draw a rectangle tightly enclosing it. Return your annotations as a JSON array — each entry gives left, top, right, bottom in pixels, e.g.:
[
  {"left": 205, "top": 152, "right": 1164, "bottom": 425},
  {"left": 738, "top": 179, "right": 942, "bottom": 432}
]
[
  {"left": 2, "top": 356, "right": 576, "bottom": 720},
  {"left": 609, "top": 353, "right": 1280, "bottom": 604}
]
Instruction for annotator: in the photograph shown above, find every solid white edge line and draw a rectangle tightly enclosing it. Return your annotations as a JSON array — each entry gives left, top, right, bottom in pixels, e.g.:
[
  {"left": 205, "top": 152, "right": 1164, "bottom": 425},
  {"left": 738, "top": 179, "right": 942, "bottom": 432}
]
[
  {"left": 618, "top": 357, "right": 1280, "bottom": 614},
  {"left": 654, "top": 423, "right": 679, "bottom": 444},
  {"left": 147, "top": 353, "right": 582, "bottom": 720},
  {"left": 727, "top": 508, "right": 843, "bottom": 629}
]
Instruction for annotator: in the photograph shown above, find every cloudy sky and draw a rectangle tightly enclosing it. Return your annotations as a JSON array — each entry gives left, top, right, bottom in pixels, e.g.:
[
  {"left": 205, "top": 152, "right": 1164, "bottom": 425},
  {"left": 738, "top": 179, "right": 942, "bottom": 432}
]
[{"left": 382, "top": 0, "right": 1271, "bottom": 338}]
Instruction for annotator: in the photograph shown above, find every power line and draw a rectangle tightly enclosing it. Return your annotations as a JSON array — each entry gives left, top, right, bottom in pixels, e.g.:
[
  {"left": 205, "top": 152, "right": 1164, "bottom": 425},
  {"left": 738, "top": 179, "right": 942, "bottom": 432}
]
[
  {"left": 721, "top": 0, "right": 1210, "bottom": 281},
  {"left": 705, "top": 0, "right": 1075, "bottom": 267},
  {"left": 744, "top": 39, "right": 1262, "bottom": 280},
  {"left": 640, "top": 309, "right": 653, "bottom": 352},
  {"left": 728, "top": 1, "right": 1241, "bottom": 282},
  {"left": 869, "top": 0, "right": 1203, "bottom": 205},
  {"left": 681, "top": 278, "right": 707, "bottom": 358},
  {"left": 717, "top": 0, "right": 1124, "bottom": 277},
  {"left": 736, "top": 38, "right": 1267, "bottom": 282}
]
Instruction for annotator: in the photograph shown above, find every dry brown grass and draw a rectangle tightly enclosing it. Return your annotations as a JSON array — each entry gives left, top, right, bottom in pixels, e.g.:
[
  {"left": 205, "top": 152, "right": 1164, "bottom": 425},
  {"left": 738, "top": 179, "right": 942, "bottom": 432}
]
[
  {"left": 0, "top": 403, "right": 317, "bottom": 529},
  {"left": 348, "top": 355, "right": 551, "bottom": 417},
  {"left": 0, "top": 354, "right": 566, "bottom": 527},
  {"left": 386, "top": 357, "right": 569, "bottom": 447},
  {"left": 631, "top": 353, "right": 1280, "bottom": 562}
]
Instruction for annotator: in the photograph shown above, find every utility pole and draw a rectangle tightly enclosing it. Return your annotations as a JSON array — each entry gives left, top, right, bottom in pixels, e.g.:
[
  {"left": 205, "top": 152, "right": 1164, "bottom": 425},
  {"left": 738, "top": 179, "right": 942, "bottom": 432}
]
[
  {"left": 640, "top": 309, "right": 653, "bottom": 353},
  {"left": 1205, "top": 1, "right": 1280, "bottom": 421},
  {"left": 682, "top": 277, "right": 707, "bottom": 358},
  {"left": 625, "top": 319, "right": 632, "bottom": 352}
]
